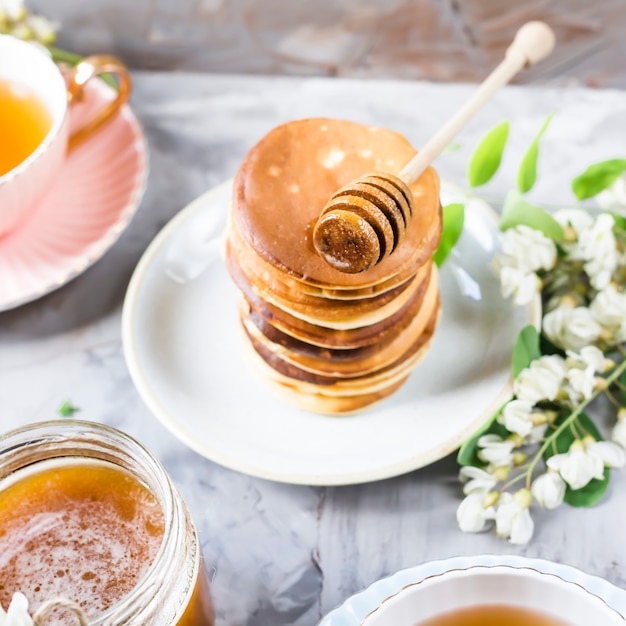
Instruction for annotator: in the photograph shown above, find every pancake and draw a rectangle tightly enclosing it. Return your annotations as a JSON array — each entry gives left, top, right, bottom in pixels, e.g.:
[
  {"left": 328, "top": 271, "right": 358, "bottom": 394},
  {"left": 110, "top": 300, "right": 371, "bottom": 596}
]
[
  {"left": 232, "top": 118, "right": 441, "bottom": 288},
  {"left": 225, "top": 239, "right": 427, "bottom": 329},
  {"left": 226, "top": 117, "right": 443, "bottom": 414},
  {"left": 227, "top": 212, "right": 436, "bottom": 301},
  {"left": 240, "top": 267, "right": 439, "bottom": 377},
  {"left": 240, "top": 314, "right": 438, "bottom": 415},
  {"left": 242, "top": 299, "right": 440, "bottom": 393},
  {"left": 253, "top": 376, "right": 409, "bottom": 416},
  {"left": 243, "top": 267, "right": 434, "bottom": 350}
]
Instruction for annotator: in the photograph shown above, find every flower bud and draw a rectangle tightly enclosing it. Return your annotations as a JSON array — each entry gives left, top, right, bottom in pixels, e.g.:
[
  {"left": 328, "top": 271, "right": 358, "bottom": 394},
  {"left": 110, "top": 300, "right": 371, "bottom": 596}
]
[
  {"left": 530, "top": 412, "right": 548, "bottom": 426},
  {"left": 492, "top": 465, "right": 511, "bottom": 482},
  {"left": 556, "top": 388, "right": 570, "bottom": 402},
  {"left": 507, "top": 433, "right": 525, "bottom": 448},
  {"left": 594, "top": 376, "right": 608, "bottom": 392},
  {"left": 582, "top": 434, "right": 597, "bottom": 449},
  {"left": 617, "top": 407, "right": 626, "bottom": 422},
  {"left": 513, "top": 488, "right": 532, "bottom": 509},
  {"left": 599, "top": 327, "right": 614, "bottom": 343},
  {"left": 602, "top": 358, "right": 615, "bottom": 373},
  {"left": 544, "top": 410, "right": 559, "bottom": 424},
  {"left": 512, "top": 451, "right": 528, "bottom": 466},
  {"left": 562, "top": 225, "right": 578, "bottom": 243},
  {"left": 560, "top": 294, "right": 577, "bottom": 308},
  {"left": 482, "top": 491, "right": 500, "bottom": 508}
]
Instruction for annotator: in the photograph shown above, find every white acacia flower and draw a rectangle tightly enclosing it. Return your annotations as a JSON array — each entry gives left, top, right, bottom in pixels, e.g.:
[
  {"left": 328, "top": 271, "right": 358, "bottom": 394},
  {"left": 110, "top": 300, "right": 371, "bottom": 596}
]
[
  {"left": 513, "top": 355, "right": 566, "bottom": 405},
  {"left": 566, "top": 346, "right": 610, "bottom": 374},
  {"left": 554, "top": 208, "right": 594, "bottom": 237},
  {"left": 612, "top": 416, "right": 626, "bottom": 450},
  {"left": 596, "top": 174, "right": 626, "bottom": 211},
  {"left": 0, "top": 0, "right": 25, "bottom": 21},
  {"left": 25, "top": 14, "right": 59, "bottom": 44},
  {"left": 531, "top": 472, "right": 566, "bottom": 509},
  {"left": 476, "top": 434, "right": 515, "bottom": 467},
  {"left": 612, "top": 420, "right": 626, "bottom": 450},
  {"left": 547, "top": 438, "right": 625, "bottom": 490},
  {"left": 456, "top": 491, "right": 496, "bottom": 533},
  {"left": 591, "top": 439, "right": 626, "bottom": 468},
  {"left": 501, "top": 225, "right": 557, "bottom": 272},
  {"left": 494, "top": 489, "right": 534, "bottom": 545},
  {"left": 0, "top": 592, "right": 33, "bottom": 626},
  {"left": 577, "top": 214, "right": 618, "bottom": 289},
  {"left": 495, "top": 225, "right": 556, "bottom": 306},
  {"left": 543, "top": 304, "right": 602, "bottom": 351},
  {"left": 459, "top": 466, "right": 498, "bottom": 495},
  {"left": 526, "top": 422, "right": 549, "bottom": 445},
  {"left": 499, "top": 266, "right": 540, "bottom": 306},
  {"left": 563, "top": 347, "right": 607, "bottom": 403},
  {"left": 500, "top": 399, "right": 534, "bottom": 437},
  {"left": 563, "top": 366, "right": 596, "bottom": 404},
  {"left": 590, "top": 285, "right": 626, "bottom": 342}
]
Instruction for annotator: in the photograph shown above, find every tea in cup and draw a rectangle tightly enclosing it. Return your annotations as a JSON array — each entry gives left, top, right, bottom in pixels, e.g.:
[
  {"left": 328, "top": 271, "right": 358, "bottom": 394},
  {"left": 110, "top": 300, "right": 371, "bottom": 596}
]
[
  {"left": 0, "top": 35, "right": 130, "bottom": 235},
  {"left": 362, "top": 563, "right": 624, "bottom": 626}
]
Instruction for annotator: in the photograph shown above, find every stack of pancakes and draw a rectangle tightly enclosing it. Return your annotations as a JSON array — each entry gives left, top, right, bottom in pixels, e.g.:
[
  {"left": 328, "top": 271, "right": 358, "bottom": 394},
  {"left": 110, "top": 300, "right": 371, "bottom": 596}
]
[{"left": 225, "top": 118, "right": 442, "bottom": 414}]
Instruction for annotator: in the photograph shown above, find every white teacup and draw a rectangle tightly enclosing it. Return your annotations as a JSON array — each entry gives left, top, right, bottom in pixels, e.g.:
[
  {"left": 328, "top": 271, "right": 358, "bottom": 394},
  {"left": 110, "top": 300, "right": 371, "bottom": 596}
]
[
  {"left": 362, "top": 564, "right": 624, "bottom": 625},
  {"left": 0, "top": 35, "right": 130, "bottom": 235}
]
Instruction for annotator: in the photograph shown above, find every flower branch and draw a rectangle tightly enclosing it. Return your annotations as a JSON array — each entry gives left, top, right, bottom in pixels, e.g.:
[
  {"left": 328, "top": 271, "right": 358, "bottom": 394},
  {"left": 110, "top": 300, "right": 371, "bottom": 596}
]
[{"left": 455, "top": 112, "right": 626, "bottom": 544}]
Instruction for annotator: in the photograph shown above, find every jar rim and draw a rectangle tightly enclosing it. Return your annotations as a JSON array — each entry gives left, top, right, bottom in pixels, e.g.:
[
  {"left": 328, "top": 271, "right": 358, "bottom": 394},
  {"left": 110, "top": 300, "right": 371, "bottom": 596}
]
[{"left": 0, "top": 419, "right": 180, "bottom": 624}]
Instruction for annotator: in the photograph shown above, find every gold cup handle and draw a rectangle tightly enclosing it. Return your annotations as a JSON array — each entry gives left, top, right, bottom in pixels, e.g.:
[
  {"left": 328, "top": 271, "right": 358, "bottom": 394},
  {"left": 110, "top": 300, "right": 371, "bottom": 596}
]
[{"left": 66, "top": 55, "right": 132, "bottom": 151}]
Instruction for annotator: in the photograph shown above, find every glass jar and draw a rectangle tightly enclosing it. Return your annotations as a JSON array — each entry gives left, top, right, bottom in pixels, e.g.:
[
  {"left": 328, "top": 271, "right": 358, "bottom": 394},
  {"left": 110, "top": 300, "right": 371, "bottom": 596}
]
[{"left": 0, "top": 420, "right": 215, "bottom": 625}]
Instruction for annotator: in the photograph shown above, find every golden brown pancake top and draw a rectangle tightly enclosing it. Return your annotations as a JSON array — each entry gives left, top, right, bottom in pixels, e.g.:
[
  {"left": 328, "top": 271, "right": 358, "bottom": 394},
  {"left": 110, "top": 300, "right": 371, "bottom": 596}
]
[{"left": 232, "top": 118, "right": 441, "bottom": 288}]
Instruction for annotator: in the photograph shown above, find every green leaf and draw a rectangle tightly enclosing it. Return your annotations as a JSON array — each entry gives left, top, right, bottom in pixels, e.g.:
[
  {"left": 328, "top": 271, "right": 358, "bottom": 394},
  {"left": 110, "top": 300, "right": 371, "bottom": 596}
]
[
  {"left": 571, "top": 159, "right": 626, "bottom": 200},
  {"left": 539, "top": 333, "right": 563, "bottom": 357},
  {"left": 499, "top": 189, "right": 564, "bottom": 241},
  {"left": 58, "top": 400, "right": 80, "bottom": 417},
  {"left": 457, "top": 404, "right": 509, "bottom": 467},
  {"left": 433, "top": 203, "right": 464, "bottom": 267},
  {"left": 543, "top": 413, "right": 609, "bottom": 507},
  {"left": 468, "top": 121, "right": 510, "bottom": 188},
  {"left": 545, "top": 412, "right": 603, "bottom": 457},
  {"left": 512, "top": 325, "right": 541, "bottom": 378},
  {"left": 564, "top": 470, "right": 610, "bottom": 507},
  {"left": 517, "top": 114, "right": 554, "bottom": 194}
]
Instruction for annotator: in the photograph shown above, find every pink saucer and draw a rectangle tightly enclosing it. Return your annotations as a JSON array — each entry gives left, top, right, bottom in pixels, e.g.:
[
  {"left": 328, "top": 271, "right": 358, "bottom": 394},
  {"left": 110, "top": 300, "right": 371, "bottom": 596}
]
[{"left": 0, "top": 80, "right": 147, "bottom": 311}]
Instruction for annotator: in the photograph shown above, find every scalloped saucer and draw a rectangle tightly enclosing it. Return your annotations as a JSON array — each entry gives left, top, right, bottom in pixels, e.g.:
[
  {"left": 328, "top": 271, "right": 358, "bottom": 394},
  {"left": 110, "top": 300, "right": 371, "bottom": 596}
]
[{"left": 0, "top": 80, "right": 147, "bottom": 311}]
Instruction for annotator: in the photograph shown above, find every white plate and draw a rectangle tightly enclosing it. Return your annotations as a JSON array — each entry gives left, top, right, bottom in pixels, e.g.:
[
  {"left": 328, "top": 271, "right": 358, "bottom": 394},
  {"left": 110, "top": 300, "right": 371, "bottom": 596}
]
[
  {"left": 122, "top": 180, "right": 539, "bottom": 485},
  {"left": 317, "top": 555, "right": 626, "bottom": 625}
]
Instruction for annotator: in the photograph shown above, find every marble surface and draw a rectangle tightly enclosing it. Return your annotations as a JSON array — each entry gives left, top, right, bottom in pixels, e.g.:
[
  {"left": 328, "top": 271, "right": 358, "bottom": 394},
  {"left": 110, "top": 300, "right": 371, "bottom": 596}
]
[{"left": 2, "top": 73, "right": 626, "bottom": 625}]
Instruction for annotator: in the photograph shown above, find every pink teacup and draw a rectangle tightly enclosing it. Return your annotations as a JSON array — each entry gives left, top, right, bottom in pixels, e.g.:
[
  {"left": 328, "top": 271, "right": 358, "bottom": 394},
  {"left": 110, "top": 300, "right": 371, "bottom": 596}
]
[{"left": 0, "top": 35, "right": 131, "bottom": 235}]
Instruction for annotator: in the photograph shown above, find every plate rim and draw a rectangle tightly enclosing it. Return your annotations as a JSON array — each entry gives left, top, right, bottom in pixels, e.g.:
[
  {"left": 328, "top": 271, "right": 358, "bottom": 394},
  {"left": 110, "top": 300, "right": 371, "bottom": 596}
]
[
  {"left": 122, "top": 179, "right": 541, "bottom": 486},
  {"left": 317, "top": 554, "right": 626, "bottom": 624},
  {"left": 0, "top": 80, "right": 148, "bottom": 312}
]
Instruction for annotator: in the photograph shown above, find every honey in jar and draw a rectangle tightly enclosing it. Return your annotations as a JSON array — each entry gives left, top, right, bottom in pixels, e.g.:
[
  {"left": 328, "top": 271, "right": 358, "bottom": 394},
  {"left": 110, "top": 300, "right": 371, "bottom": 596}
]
[{"left": 0, "top": 421, "right": 215, "bottom": 625}]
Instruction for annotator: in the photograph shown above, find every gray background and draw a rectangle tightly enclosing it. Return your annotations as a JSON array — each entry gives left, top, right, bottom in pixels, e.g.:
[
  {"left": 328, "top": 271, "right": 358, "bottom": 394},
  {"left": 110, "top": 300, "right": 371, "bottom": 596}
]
[
  {"left": 3, "top": 1, "right": 626, "bottom": 624},
  {"left": 31, "top": 0, "right": 626, "bottom": 88}
]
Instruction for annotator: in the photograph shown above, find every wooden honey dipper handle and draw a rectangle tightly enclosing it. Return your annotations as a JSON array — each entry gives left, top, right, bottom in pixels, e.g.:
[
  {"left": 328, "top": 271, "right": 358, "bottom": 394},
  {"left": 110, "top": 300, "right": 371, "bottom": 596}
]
[{"left": 313, "top": 21, "right": 556, "bottom": 274}]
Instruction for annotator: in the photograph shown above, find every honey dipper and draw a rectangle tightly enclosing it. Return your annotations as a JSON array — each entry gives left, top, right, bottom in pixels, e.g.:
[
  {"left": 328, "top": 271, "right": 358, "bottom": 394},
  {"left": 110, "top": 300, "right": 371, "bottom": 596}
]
[{"left": 313, "top": 21, "right": 555, "bottom": 274}]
